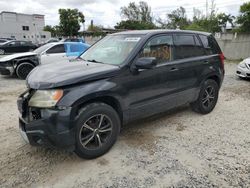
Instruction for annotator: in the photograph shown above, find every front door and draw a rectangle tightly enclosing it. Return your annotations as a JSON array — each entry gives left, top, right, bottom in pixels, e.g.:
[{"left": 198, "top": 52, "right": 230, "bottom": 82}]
[
  {"left": 124, "top": 34, "right": 182, "bottom": 120},
  {"left": 41, "top": 44, "right": 66, "bottom": 64}
]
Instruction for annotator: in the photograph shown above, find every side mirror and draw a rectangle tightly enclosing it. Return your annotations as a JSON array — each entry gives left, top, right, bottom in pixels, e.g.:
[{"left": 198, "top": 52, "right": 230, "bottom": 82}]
[{"left": 134, "top": 57, "right": 157, "bottom": 70}]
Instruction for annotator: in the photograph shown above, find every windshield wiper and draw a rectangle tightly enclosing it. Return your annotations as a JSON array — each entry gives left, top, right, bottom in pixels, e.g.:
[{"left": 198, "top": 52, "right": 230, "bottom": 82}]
[{"left": 86, "top": 59, "right": 104, "bottom": 64}]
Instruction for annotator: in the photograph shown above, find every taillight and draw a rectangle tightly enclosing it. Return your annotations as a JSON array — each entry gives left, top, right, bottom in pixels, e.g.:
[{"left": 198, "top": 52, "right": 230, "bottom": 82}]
[{"left": 219, "top": 53, "right": 225, "bottom": 72}]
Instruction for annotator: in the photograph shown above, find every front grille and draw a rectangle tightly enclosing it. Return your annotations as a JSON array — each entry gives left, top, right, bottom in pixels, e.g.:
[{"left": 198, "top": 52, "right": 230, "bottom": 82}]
[{"left": 30, "top": 108, "right": 41, "bottom": 121}]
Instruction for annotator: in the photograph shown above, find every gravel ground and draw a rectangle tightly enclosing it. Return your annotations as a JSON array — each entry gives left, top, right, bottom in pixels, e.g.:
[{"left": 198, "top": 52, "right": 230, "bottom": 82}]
[{"left": 0, "top": 62, "right": 249, "bottom": 188}]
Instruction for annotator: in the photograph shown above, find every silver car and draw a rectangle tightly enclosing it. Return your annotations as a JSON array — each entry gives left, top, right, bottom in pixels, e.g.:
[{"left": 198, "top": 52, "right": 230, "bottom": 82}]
[{"left": 236, "top": 58, "right": 250, "bottom": 78}]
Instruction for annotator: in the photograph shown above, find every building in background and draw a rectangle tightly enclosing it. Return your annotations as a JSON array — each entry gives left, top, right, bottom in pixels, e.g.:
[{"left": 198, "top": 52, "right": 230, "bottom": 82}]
[{"left": 0, "top": 11, "right": 51, "bottom": 44}]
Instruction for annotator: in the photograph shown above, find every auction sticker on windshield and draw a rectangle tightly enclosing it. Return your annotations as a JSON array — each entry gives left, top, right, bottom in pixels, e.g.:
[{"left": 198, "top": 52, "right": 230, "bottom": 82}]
[{"left": 124, "top": 37, "right": 141, "bottom": 42}]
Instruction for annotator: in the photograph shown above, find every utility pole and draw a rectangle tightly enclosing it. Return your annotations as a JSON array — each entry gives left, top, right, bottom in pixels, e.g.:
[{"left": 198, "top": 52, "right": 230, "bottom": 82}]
[{"left": 206, "top": 0, "right": 208, "bottom": 18}]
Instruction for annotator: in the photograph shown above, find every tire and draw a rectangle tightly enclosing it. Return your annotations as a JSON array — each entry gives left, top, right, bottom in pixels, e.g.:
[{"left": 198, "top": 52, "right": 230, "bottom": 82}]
[
  {"left": 0, "top": 49, "right": 5, "bottom": 55},
  {"left": 74, "top": 103, "right": 121, "bottom": 159},
  {"left": 191, "top": 79, "right": 219, "bottom": 114},
  {"left": 15, "top": 62, "right": 35, "bottom": 79}
]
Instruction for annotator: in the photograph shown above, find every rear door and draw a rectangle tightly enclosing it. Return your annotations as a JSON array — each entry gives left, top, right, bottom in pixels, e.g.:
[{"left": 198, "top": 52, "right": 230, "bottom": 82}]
[
  {"left": 198, "top": 34, "right": 224, "bottom": 75},
  {"left": 41, "top": 44, "right": 66, "bottom": 64},
  {"left": 172, "top": 33, "right": 207, "bottom": 105},
  {"left": 19, "top": 41, "right": 30, "bottom": 52}
]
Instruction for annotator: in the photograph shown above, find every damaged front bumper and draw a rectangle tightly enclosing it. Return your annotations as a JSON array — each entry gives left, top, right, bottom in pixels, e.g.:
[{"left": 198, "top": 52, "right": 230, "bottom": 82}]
[
  {"left": 0, "top": 65, "right": 14, "bottom": 75},
  {"left": 17, "top": 90, "right": 76, "bottom": 151},
  {"left": 236, "top": 65, "right": 250, "bottom": 78}
]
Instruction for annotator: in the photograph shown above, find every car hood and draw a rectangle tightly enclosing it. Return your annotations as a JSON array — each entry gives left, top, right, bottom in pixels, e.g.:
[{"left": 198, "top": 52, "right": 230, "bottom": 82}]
[
  {"left": 0, "top": 52, "right": 37, "bottom": 62},
  {"left": 27, "top": 61, "right": 120, "bottom": 89}
]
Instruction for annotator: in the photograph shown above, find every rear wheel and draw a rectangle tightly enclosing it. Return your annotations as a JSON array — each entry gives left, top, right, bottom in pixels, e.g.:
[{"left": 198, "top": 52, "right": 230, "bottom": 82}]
[
  {"left": 0, "top": 49, "right": 5, "bottom": 55},
  {"left": 191, "top": 79, "right": 219, "bottom": 114},
  {"left": 16, "top": 62, "right": 35, "bottom": 79},
  {"left": 74, "top": 103, "right": 121, "bottom": 159}
]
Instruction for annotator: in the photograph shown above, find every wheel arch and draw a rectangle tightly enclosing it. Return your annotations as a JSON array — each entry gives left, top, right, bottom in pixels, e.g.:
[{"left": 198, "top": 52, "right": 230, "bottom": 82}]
[
  {"left": 205, "top": 75, "right": 221, "bottom": 87},
  {"left": 14, "top": 59, "right": 36, "bottom": 68},
  {"left": 73, "top": 95, "right": 124, "bottom": 124}
]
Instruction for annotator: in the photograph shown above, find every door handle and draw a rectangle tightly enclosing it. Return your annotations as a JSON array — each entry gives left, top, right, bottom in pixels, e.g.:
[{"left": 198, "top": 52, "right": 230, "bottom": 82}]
[{"left": 170, "top": 67, "right": 178, "bottom": 71}]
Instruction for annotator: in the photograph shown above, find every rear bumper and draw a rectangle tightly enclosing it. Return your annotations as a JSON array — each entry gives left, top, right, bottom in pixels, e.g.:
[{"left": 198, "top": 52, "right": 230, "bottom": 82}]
[
  {"left": 236, "top": 66, "right": 250, "bottom": 78},
  {"left": 17, "top": 92, "right": 76, "bottom": 151}
]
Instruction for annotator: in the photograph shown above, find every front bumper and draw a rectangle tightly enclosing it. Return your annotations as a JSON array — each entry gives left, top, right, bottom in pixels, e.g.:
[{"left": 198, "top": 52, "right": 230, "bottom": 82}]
[
  {"left": 236, "top": 66, "right": 250, "bottom": 78},
  {"left": 0, "top": 65, "right": 14, "bottom": 75},
  {"left": 17, "top": 90, "right": 76, "bottom": 151}
]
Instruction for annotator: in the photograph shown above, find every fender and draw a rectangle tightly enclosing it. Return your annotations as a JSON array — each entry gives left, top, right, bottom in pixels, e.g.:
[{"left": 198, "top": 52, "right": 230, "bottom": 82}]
[
  {"left": 13, "top": 56, "right": 39, "bottom": 69},
  {"left": 57, "top": 79, "right": 126, "bottom": 111}
]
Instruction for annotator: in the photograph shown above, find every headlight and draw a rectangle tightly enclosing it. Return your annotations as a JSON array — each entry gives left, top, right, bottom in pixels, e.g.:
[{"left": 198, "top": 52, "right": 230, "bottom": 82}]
[
  {"left": 29, "top": 89, "right": 63, "bottom": 108},
  {"left": 239, "top": 61, "right": 246, "bottom": 68}
]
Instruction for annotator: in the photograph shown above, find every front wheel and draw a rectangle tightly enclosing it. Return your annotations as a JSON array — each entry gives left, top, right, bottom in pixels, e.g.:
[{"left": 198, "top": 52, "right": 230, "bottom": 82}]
[
  {"left": 74, "top": 103, "right": 121, "bottom": 159},
  {"left": 16, "top": 62, "right": 35, "bottom": 79},
  {"left": 191, "top": 79, "right": 219, "bottom": 114}
]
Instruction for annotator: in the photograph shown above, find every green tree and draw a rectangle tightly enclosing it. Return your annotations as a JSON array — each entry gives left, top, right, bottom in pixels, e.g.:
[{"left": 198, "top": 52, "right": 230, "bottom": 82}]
[
  {"left": 43, "top": 25, "right": 61, "bottom": 37},
  {"left": 87, "top": 24, "right": 104, "bottom": 36},
  {"left": 115, "top": 20, "right": 155, "bottom": 30},
  {"left": 217, "top": 13, "right": 235, "bottom": 28},
  {"left": 157, "top": 7, "right": 190, "bottom": 29},
  {"left": 121, "top": 1, "right": 153, "bottom": 23},
  {"left": 185, "top": 23, "right": 206, "bottom": 32},
  {"left": 58, "top": 8, "right": 85, "bottom": 36},
  {"left": 237, "top": 2, "right": 250, "bottom": 33},
  {"left": 191, "top": 17, "right": 220, "bottom": 33},
  {"left": 116, "top": 1, "right": 156, "bottom": 30}
]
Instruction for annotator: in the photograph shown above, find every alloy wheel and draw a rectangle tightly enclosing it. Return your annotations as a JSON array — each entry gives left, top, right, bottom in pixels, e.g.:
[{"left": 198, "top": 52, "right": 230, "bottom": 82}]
[
  {"left": 79, "top": 114, "right": 113, "bottom": 150},
  {"left": 202, "top": 86, "right": 215, "bottom": 108}
]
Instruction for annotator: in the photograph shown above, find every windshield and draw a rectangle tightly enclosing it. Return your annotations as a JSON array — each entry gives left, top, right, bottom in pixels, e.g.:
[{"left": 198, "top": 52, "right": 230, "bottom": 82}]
[
  {"left": 80, "top": 34, "right": 143, "bottom": 65},
  {"left": 34, "top": 43, "right": 55, "bottom": 54}
]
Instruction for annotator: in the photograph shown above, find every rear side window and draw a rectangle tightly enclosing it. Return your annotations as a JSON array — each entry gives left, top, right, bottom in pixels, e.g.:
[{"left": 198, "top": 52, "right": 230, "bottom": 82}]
[
  {"left": 46, "top": 44, "right": 65, "bottom": 54},
  {"left": 199, "top": 35, "right": 221, "bottom": 55},
  {"left": 173, "top": 34, "right": 205, "bottom": 60},
  {"left": 140, "top": 35, "right": 173, "bottom": 64}
]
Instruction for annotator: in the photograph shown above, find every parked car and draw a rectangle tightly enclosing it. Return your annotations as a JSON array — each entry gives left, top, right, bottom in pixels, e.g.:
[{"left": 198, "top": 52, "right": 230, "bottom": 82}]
[
  {"left": 236, "top": 57, "right": 250, "bottom": 79},
  {"left": 17, "top": 30, "right": 224, "bottom": 159},
  {"left": 0, "top": 42, "right": 90, "bottom": 79},
  {"left": 61, "top": 38, "right": 85, "bottom": 43},
  {"left": 0, "top": 40, "right": 37, "bottom": 55},
  {"left": 0, "top": 39, "right": 8, "bottom": 44},
  {"left": 45, "top": 38, "right": 59, "bottom": 43},
  {"left": 0, "top": 37, "right": 15, "bottom": 41}
]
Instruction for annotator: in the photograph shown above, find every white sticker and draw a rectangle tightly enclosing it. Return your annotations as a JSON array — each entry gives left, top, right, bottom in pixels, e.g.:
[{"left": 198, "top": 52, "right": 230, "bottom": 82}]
[{"left": 124, "top": 37, "right": 141, "bottom": 42}]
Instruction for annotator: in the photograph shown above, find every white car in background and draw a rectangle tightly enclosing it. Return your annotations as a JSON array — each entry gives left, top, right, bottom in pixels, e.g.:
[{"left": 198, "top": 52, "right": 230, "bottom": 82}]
[
  {"left": 236, "top": 57, "right": 250, "bottom": 79},
  {"left": 0, "top": 42, "right": 90, "bottom": 79}
]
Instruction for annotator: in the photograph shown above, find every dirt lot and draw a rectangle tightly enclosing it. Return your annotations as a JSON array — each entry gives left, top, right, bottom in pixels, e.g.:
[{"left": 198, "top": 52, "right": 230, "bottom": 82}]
[{"left": 0, "top": 62, "right": 249, "bottom": 188}]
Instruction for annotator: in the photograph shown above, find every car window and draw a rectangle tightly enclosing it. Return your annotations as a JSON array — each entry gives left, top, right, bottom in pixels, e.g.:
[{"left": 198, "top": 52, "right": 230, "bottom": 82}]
[
  {"left": 80, "top": 34, "right": 142, "bottom": 65},
  {"left": 20, "top": 41, "right": 28, "bottom": 45},
  {"left": 140, "top": 35, "right": 173, "bottom": 64},
  {"left": 8, "top": 41, "right": 19, "bottom": 46},
  {"left": 46, "top": 44, "right": 65, "bottom": 54},
  {"left": 173, "top": 34, "right": 205, "bottom": 59},
  {"left": 199, "top": 35, "right": 221, "bottom": 55}
]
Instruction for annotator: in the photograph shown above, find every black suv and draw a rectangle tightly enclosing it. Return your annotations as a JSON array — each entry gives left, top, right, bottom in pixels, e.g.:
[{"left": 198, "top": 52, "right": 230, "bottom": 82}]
[{"left": 17, "top": 30, "right": 224, "bottom": 159}]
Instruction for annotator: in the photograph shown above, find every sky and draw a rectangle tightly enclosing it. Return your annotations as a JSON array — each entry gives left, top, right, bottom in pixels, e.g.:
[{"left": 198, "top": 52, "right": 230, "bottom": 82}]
[{"left": 0, "top": 0, "right": 249, "bottom": 28}]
